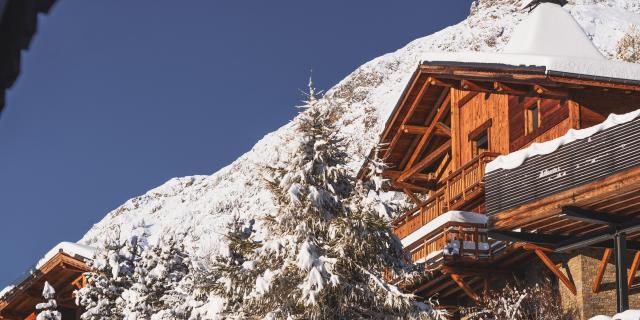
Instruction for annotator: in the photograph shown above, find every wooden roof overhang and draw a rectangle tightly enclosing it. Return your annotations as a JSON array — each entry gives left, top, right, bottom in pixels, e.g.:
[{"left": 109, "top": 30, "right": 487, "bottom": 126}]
[
  {"left": 366, "top": 61, "right": 640, "bottom": 196},
  {"left": 0, "top": 252, "right": 88, "bottom": 320},
  {"left": 485, "top": 115, "right": 640, "bottom": 311},
  {"left": 487, "top": 115, "right": 640, "bottom": 239},
  {"left": 404, "top": 244, "right": 531, "bottom": 306}
]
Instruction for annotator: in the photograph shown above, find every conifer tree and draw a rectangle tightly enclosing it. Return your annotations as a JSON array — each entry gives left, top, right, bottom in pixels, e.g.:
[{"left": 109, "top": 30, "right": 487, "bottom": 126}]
[
  {"left": 36, "top": 282, "right": 62, "bottom": 320},
  {"left": 209, "top": 216, "right": 261, "bottom": 317},
  {"left": 76, "top": 235, "right": 143, "bottom": 320},
  {"left": 212, "top": 79, "right": 437, "bottom": 319},
  {"left": 616, "top": 25, "right": 640, "bottom": 63}
]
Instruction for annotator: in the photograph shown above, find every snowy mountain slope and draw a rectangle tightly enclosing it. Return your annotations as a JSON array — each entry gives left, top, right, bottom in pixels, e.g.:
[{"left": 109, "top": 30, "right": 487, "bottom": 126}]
[{"left": 79, "top": 0, "right": 640, "bottom": 254}]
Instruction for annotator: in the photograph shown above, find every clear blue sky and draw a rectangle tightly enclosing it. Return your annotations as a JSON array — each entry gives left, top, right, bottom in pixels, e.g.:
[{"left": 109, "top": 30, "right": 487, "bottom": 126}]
[{"left": 0, "top": 1, "right": 472, "bottom": 287}]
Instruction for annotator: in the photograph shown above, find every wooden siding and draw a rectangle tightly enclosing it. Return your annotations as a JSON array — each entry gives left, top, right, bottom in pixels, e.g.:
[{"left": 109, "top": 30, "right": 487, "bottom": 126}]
[
  {"left": 454, "top": 90, "right": 510, "bottom": 169},
  {"left": 509, "top": 97, "right": 570, "bottom": 151}
]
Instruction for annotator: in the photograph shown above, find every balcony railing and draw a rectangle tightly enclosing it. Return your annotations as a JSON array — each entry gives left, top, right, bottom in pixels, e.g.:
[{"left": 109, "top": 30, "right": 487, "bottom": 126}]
[
  {"left": 407, "top": 223, "right": 497, "bottom": 264},
  {"left": 393, "top": 152, "right": 500, "bottom": 241}
]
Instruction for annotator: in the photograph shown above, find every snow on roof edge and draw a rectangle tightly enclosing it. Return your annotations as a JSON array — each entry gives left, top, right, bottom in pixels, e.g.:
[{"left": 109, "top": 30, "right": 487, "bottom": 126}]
[
  {"left": 400, "top": 211, "right": 487, "bottom": 247},
  {"left": 486, "top": 108, "right": 640, "bottom": 174},
  {"left": 1, "top": 242, "right": 94, "bottom": 301},
  {"left": 419, "top": 51, "right": 640, "bottom": 84},
  {"left": 35, "top": 241, "right": 95, "bottom": 270}
]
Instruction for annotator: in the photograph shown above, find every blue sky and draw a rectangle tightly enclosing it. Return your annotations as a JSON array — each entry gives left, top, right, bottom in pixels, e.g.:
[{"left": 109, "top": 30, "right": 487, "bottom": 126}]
[{"left": 0, "top": 1, "right": 472, "bottom": 287}]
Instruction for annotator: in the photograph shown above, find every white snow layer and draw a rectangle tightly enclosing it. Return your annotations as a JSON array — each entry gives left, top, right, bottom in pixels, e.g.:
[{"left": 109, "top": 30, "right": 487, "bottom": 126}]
[
  {"left": 486, "top": 109, "right": 640, "bottom": 173},
  {"left": 67, "top": 0, "right": 640, "bottom": 312},
  {"left": 0, "top": 285, "right": 14, "bottom": 300},
  {"left": 418, "top": 4, "right": 640, "bottom": 85},
  {"left": 590, "top": 310, "right": 640, "bottom": 320},
  {"left": 504, "top": 3, "right": 604, "bottom": 59},
  {"left": 400, "top": 211, "right": 487, "bottom": 247},
  {"left": 35, "top": 242, "right": 95, "bottom": 269}
]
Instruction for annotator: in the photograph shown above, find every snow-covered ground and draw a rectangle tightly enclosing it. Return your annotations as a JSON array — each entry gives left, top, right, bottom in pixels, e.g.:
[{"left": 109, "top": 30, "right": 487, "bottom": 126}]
[
  {"left": 591, "top": 310, "right": 640, "bottom": 320},
  {"left": 79, "top": 0, "right": 640, "bottom": 265}
]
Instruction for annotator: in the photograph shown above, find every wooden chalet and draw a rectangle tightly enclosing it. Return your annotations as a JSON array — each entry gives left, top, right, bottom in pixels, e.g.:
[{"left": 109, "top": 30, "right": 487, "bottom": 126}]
[
  {"left": 0, "top": 243, "right": 92, "bottom": 320},
  {"left": 371, "top": 2, "right": 640, "bottom": 316}
]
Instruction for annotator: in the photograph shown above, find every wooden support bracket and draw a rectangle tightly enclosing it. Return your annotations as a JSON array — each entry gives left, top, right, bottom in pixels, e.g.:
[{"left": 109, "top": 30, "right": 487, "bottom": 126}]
[
  {"left": 450, "top": 274, "right": 481, "bottom": 303},
  {"left": 593, "top": 248, "right": 612, "bottom": 294},
  {"left": 534, "top": 249, "right": 577, "bottom": 295},
  {"left": 403, "top": 188, "right": 422, "bottom": 206},
  {"left": 629, "top": 251, "right": 640, "bottom": 288},
  {"left": 399, "top": 140, "right": 452, "bottom": 182}
]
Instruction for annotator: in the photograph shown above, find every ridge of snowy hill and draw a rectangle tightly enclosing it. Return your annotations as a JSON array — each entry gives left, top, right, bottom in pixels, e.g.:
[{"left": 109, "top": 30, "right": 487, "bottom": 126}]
[{"left": 79, "top": 0, "right": 640, "bottom": 254}]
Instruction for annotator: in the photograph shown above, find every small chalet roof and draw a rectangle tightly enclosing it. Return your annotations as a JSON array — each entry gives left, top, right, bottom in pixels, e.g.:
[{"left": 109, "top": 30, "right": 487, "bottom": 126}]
[
  {"left": 0, "top": 242, "right": 94, "bottom": 300},
  {"left": 417, "top": 3, "right": 640, "bottom": 84}
]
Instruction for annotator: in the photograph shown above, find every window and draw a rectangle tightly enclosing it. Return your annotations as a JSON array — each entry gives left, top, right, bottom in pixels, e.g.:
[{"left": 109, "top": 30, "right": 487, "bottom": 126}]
[
  {"left": 471, "top": 131, "right": 489, "bottom": 158},
  {"left": 468, "top": 119, "right": 492, "bottom": 158},
  {"left": 526, "top": 103, "right": 540, "bottom": 134}
]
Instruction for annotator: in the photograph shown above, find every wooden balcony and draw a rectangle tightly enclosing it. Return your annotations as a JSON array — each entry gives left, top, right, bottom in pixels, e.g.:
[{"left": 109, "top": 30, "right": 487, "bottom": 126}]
[
  {"left": 407, "top": 222, "right": 499, "bottom": 265},
  {"left": 393, "top": 152, "right": 500, "bottom": 241}
]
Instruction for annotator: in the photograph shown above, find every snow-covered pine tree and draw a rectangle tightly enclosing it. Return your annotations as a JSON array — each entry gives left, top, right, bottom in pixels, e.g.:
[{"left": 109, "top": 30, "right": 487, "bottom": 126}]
[
  {"left": 76, "top": 235, "right": 143, "bottom": 320},
  {"left": 135, "top": 235, "right": 193, "bottom": 320},
  {"left": 208, "top": 216, "right": 261, "bottom": 317},
  {"left": 616, "top": 25, "right": 640, "bottom": 63},
  {"left": 212, "top": 78, "right": 436, "bottom": 319},
  {"left": 36, "top": 282, "right": 61, "bottom": 320}
]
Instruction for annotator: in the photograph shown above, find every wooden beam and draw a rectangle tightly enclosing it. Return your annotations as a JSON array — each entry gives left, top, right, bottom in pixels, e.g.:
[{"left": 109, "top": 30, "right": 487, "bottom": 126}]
[
  {"left": 489, "top": 229, "right": 571, "bottom": 245},
  {"left": 404, "top": 94, "right": 451, "bottom": 170},
  {"left": 442, "top": 266, "right": 514, "bottom": 277},
  {"left": 383, "top": 170, "right": 434, "bottom": 182},
  {"left": 561, "top": 206, "right": 633, "bottom": 226},
  {"left": 458, "top": 91, "right": 479, "bottom": 108},
  {"left": 534, "top": 249, "right": 577, "bottom": 295},
  {"left": 403, "top": 188, "right": 422, "bottom": 206},
  {"left": 399, "top": 140, "right": 452, "bottom": 182},
  {"left": 629, "top": 251, "right": 640, "bottom": 288},
  {"left": 484, "top": 276, "right": 491, "bottom": 299},
  {"left": 412, "top": 274, "right": 448, "bottom": 294},
  {"left": 428, "top": 77, "right": 458, "bottom": 88},
  {"left": 593, "top": 249, "right": 612, "bottom": 293},
  {"left": 494, "top": 81, "right": 529, "bottom": 95},
  {"left": 434, "top": 122, "right": 451, "bottom": 137},
  {"left": 401, "top": 124, "right": 428, "bottom": 135},
  {"left": 516, "top": 242, "right": 555, "bottom": 253},
  {"left": 424, "top": 277, "right": 457, "bottom": 297},
  {"left": 534, "top": 84, "right": 568, "bottom": 98},
  {"left": 392, "top": 181, "right": 435, "bottom": 193},
  {"left": 383, "top": 80, "right": 432, "bottom": 158},
  {"left": 450, "top": 274, "right": 481, "bottom": 303},
  {"left": 460, "top": 79, "right": 491, "bottom": 92}
]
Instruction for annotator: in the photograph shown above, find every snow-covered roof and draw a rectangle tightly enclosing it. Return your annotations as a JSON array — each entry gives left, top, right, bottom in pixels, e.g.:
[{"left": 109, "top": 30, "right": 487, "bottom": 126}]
[
  {"left": 35, "top": 242, "right": 95, "bottom": 269},
  {"left": 504, "top": 3, "right": 604, "bottom": 60},
  {"left": 486, "top": 109, "right": 640, "bottom": 173},
  {"left": 400, "top": 211, "right": 487, "bottom": 247},
  {"left": 0, "top": 242, "right": 94, "bottom": 301},
  {"left": 419, "top": 3, "right": 640, "bottom": 84}
]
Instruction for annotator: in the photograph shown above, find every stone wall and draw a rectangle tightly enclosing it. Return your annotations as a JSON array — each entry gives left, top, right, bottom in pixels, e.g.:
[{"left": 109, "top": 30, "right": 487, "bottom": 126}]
[{"left": 540, "top": 248, "right": 640, "bottom": 319}]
